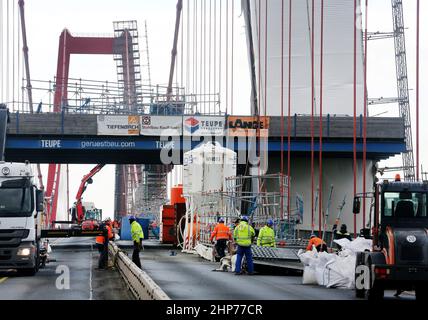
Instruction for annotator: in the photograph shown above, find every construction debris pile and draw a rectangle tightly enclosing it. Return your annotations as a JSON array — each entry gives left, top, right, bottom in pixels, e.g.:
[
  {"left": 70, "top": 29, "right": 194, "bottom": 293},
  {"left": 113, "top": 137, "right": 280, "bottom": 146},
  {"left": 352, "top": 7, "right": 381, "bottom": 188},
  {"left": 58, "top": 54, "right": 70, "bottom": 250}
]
[{"left": 298, "top": 237, "right": 372, "bottom": 289}]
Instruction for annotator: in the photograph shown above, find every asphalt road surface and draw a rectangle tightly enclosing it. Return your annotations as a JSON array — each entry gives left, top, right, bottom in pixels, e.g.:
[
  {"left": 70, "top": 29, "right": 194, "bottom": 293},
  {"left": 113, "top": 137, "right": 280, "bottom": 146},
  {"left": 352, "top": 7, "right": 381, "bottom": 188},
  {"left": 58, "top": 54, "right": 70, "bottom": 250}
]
[
  {"left": 136, "top": 247, "right": 416, "bottom": 301},
  {"left": 0, "top": 237, "right": 416, "bottom": 300},
  {"left": 0, "top": 240, "right": 132, "bottom": 300}
]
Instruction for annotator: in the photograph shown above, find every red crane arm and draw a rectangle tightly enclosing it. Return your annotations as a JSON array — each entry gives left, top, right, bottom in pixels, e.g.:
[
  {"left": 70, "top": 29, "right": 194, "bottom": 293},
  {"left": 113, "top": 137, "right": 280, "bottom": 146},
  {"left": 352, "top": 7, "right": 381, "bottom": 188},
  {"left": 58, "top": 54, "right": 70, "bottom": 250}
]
[{"left": 75, "top": 164, "right": 105, "bottom": 223}]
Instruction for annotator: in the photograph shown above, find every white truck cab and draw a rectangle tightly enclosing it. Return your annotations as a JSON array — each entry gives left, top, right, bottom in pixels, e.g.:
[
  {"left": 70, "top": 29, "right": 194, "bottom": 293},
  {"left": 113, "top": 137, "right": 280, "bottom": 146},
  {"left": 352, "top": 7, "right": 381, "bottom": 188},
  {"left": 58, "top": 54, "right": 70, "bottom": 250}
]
[{"left": 0, "top": 161, "right": 44, "bottom": 275}]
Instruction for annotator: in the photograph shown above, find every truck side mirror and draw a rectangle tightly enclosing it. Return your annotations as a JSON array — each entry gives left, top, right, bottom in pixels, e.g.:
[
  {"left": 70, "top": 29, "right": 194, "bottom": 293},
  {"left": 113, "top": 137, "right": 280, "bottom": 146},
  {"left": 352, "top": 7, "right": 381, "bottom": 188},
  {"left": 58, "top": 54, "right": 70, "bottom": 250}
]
[
  {"left": 353, "top": 197, "right": 361, "bottom": 214},
  {"left": 36, "top": 189, "right": 44, "bottom": 212}
]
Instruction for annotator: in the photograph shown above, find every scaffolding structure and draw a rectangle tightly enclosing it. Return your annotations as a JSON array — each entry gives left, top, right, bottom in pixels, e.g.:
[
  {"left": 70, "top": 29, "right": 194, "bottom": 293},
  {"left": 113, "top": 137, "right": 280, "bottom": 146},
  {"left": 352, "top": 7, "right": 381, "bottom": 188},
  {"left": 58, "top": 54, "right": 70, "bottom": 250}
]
[
  {"left": 138, "top": 164, "right": 171, "bottom": 218},
  {"left": 11, "top": 78, "right": 222, "bottom": 116},
  {"left": 113, "top": 20, "right": 142, "bottom": 110},
  {"left": 367, "top": 1, "right": 415, "bottom": 181},
  {"left": 141, "top": 21, "right": 152, "bottom": 88},
  {"left": 391, "top": 0, "right": 415, "bottom": 181},
  {"left": 182, "top": 173, "right": 298, "bottom": 252}
]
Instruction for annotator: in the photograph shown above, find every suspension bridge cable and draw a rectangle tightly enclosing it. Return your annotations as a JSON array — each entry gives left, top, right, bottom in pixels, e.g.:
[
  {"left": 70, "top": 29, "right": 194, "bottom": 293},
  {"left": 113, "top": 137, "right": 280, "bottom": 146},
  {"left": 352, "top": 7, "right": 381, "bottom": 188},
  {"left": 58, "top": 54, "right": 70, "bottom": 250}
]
[
  {"left": 263, "top": 0, "right": 268, "bottom": 118},
  {"left": 310, "top": 0, "right": 315, "bottom": 232},
  {"left": 353, "top": 0, "right": 358, "bottom": 237},
  {"left": 13, "top": 0, "right": 15, "bottom": 106},
  {"left": 0, "top": 0, "right": 3, "bottom": 101},
  {"left": 318, "top": 0, "right": 324, "bottom": 236},
  {"left": 231, "top": 0, "right": 234, "bottom": 115},
  {"left": 186, "top": 0, "right": 190, "bottom": 95},
  {"left": 416, "top": 0, "right": 420, "bottom": 180},
  {"left": 208, "top": 0, "right": 212, "bottom": 111},
  {"left": 287, "top": 0, "right": 292, "bottom": 222},
  {"left": 219, "top": 0, "right": 222, "bottom": 110},
  {"left": 214, "top": 0, "right": 217, "bottom": 101},
  {"left": 203, "top": 0, "right": 206, "bottom": 113},
  {"left": 200, "top": 0, "right": 203, "bottom": 112},
  {"left": 225, "top": 0, "right": 229, "bottom": 115},
  {"left": 6, "top": 0, "right": 10, "bottom": 104},
  {"left": 280, "top": 0, "right": 285, "bottom": 219},
  {"left": 363, "top": 0, "right": 369, "bottom": 226}
]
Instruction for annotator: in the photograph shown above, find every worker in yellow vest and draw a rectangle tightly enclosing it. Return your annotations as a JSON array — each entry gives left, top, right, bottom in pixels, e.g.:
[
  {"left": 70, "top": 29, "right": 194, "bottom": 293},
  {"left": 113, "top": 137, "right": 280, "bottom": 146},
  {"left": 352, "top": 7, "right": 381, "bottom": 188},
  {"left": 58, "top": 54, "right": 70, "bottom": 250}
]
[
  {"left": 233, "top": 216, "right": 255, "bottom": 275},
  {"left": 257, "top": 219, "right": 276, "bottom": 247},
  {"left": 129, "top": 216, "right": 144, "bottom": 269}
]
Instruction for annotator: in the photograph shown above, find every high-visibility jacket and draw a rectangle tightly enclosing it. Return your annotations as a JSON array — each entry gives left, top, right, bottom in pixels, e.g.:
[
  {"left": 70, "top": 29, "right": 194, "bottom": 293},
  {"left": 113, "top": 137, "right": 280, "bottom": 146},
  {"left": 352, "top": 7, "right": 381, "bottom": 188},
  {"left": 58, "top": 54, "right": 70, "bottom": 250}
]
[
  {"left": 233, "top": 221, "right": 255, "bottom": 247},
  {"left": 257, "top": 225, "right": 276, "bottom": 247},
  {"left": 95, "top": 235, "right": 104, "bottom": 245},
  {"left": 96, "top": 225, "right": 113, "bottom": 244},
  {"left": 131, "top": 221, "right": 144, "bottom": 244},
  {"left": 210, "top": 222, "right": 232, "bottom": 242},
  {"left": 306, "top": 236, "right": 326, "bottom": 251},
  {"left": 335, "top": 231, "right": 352, "bottom": 241}
]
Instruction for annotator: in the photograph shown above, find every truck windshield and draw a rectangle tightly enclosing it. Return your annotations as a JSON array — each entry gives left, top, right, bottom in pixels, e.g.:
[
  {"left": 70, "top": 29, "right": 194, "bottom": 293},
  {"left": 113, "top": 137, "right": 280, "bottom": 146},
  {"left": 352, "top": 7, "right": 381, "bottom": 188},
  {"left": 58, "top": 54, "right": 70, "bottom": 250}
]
[
  {"left": 85, "top": 210, "right": 101, "bottom": 221},
  {"left": 0, "top": 187, "right": 33, "bottom": 217},
  {"left": 383, "top": 192, "right": 428, "bottom": 218}
]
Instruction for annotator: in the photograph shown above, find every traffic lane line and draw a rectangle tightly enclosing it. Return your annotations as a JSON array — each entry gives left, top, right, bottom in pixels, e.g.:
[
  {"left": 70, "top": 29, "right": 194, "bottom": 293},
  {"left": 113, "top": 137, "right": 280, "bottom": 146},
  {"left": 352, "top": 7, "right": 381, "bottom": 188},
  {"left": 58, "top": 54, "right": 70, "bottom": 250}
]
[{"left": 0, "top": 277, "right": 8, "bottom": 284}]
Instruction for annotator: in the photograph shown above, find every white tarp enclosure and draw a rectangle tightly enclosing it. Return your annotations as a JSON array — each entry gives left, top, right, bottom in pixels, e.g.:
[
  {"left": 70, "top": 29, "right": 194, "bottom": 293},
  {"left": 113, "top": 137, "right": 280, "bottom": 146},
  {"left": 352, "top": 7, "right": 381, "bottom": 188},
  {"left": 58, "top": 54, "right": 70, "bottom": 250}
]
[
  {"left": 242, "top": 0, "right": 365, "bottom": 116},
  {"left": 182, "top": 142, "right": 237, "bottom": 252}
]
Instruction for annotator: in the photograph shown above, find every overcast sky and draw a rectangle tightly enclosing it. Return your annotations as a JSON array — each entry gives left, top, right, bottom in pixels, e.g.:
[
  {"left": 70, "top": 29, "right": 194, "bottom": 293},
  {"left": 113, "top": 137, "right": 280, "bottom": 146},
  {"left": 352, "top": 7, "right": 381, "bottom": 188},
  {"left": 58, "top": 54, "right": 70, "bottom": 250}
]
[
  {"left": 22, "top": 0, "right": 250, "bottom": 220},
  {"left": 25, "top": 0, "right": 184, "bottom": 220},
  {"left": 1, "top": 0, "right": 426, "bottom": 219}
]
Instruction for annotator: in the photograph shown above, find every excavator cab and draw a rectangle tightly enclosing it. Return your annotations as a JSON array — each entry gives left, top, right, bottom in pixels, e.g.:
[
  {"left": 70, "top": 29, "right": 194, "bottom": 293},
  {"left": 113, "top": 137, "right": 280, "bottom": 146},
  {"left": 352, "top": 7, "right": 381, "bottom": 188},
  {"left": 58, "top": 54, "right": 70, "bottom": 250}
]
[
  {"left": 81, "top": 208, "right": 102, "bottom": 231},
  {"left": 354, "top": 179, "right": 428, "bottom": 300}
]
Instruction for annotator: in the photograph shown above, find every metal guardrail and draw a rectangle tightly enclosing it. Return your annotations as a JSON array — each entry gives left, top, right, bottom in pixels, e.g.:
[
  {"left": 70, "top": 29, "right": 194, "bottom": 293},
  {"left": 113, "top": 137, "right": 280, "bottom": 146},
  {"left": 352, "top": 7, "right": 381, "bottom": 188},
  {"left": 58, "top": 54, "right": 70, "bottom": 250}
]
[
  {"left": 251, "top": 246, "right": 300, "bottom": 261},
  {"left": 108, "top": 242, "right": 170, "bottom": 300}
]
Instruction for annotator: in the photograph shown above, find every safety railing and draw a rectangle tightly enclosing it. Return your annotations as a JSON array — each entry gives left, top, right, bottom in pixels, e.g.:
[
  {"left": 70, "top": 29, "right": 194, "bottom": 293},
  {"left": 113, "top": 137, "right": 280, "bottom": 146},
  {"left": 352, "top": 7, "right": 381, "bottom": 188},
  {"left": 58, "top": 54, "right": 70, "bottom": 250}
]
[{"left": 108, "top": 242, "right": 170, "bottom": 300}]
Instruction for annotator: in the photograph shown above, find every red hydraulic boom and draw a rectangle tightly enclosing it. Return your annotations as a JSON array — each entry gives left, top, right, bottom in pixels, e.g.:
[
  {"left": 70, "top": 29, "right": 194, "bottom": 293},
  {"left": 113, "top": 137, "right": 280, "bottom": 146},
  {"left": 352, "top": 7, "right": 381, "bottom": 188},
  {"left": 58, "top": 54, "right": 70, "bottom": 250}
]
[{"left": 74, "top": 164, "right": 105, "bottom": 224}]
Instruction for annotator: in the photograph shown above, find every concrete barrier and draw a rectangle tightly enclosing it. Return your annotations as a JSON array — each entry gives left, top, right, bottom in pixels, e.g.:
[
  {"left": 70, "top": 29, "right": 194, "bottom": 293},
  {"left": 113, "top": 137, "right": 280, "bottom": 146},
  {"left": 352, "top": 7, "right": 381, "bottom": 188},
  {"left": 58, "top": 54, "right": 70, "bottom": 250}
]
[{"left": 109, "top": 242, "right": 170, "bottom": 300}]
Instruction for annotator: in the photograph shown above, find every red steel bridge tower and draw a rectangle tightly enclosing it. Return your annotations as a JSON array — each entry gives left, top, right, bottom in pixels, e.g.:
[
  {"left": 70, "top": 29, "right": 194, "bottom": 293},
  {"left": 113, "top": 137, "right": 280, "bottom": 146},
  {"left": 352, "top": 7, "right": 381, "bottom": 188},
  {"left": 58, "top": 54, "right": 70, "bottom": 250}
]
[{"left": 46, "top": 21, "right": 144, "bottom": 226}]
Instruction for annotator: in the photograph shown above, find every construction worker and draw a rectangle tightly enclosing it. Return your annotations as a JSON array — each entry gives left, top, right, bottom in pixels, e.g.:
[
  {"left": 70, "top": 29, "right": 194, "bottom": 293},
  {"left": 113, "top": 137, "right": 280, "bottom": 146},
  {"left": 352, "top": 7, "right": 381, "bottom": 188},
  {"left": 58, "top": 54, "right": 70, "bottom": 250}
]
[
  {"left": 333, "top": 223, "right": 352, "bottom": 240},
  {"left": 112, "top": 219, "right": 120, "bottom": 230},
  {"left": 95, "top": 220, "right": 113, "bottom": 269},
  {"left": 129, "top": 216, "right": 144, "bottom": 269},
  {"left": 151, "top": 220, "right": 159, "bottom": 239},
  {"left": 233, "top": 216, "right": 255, "bottom": 275},
  {"left": 332, "top": 223, "right": 352, "bottom": 249},
  {"left": 251, "top": 222, "right": 260, "bottom": 238},
  {"left": 257, "top": 219, "right": 276, "bottom": 247},
  {"left": 233, "top": 218, "right": 241, "bottom": 229},
  {"left": 228, "top": 218, "right": 241, "bottom": 253},
  {"left": 306, "top": 233, "right": 328, "bottom": 252},
  {"left": 210, "top": 217, "right": 232, "bottom": 259},
  {"left": 106, "top": 219, "right": 114, "bottom": 240}
]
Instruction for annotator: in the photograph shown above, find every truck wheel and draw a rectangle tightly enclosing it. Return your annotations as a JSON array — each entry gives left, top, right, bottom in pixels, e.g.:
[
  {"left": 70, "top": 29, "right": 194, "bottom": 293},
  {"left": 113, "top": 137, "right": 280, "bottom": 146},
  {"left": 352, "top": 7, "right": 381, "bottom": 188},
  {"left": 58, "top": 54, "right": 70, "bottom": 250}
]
[
  {"left": 368, "top": 281, "right": 384, "bottom": 301},
  {"left": 416, "top": 285, "right": 428, "bottom": 301},
  {"left": 355, "top": 269, "right": 367, "bottom": 298},
  {"left": 355, "top": 252, "right": 366, "bottom": 298},
  {"left": 20, "top": 268, "right": 37, "bottom": 276},
  {"left": 355, "top": 287, "right": 366, "bottom": 299}
]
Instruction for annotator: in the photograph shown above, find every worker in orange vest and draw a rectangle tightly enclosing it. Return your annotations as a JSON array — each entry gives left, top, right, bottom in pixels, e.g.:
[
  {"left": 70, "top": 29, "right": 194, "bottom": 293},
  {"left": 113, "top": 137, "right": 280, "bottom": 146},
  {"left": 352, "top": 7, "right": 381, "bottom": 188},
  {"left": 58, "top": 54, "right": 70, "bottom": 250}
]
[
  {"left": 95, "top": 219, "right": 114, "bottom": 269},
  {"left": 306, "top": 234, "right": 328, "bottom": 252},
  {"left": 210, "top": 217, "right": 232, "bottom": 259}
]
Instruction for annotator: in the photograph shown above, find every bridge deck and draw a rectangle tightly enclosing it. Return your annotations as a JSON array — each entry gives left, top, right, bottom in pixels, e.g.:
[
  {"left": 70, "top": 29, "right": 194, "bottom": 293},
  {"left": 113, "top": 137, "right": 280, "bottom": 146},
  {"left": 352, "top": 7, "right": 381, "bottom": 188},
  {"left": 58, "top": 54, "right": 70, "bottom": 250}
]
[
  {"left": 3, "top": 113, "right": 405, "bottom": 164},
  {"left": 7, "top": 113, "right": 404, "bottom": 140}
]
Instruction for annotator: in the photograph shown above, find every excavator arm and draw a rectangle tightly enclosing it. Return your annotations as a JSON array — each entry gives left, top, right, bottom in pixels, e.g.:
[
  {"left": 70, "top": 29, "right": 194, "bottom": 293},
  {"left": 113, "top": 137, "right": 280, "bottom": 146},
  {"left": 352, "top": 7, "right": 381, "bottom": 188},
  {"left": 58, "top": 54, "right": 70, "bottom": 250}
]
[{"left": 75, "top": 164, "right": 105, "bottom": 224}]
